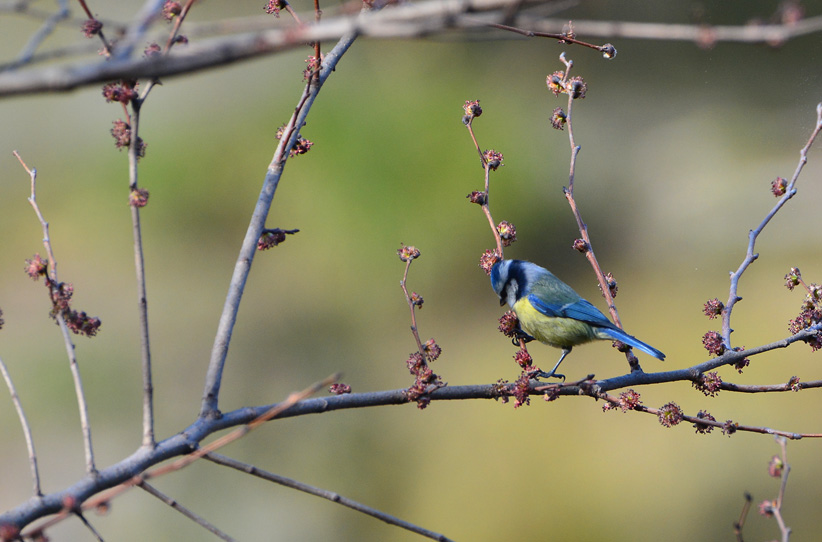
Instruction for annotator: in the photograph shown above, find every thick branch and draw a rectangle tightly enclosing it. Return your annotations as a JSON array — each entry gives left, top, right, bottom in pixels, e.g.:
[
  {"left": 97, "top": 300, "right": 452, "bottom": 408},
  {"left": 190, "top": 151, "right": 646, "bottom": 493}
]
[
  {"left": 7, "top": 322, "right": 821, "bottom": 533},
  {"left": 0, "top": 0, "right": 526, "bottom": 97}
]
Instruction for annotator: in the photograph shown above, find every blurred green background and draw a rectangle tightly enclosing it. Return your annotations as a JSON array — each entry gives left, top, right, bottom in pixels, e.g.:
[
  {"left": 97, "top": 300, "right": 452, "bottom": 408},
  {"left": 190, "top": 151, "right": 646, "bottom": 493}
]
[{"left": 1, "top": 1, "right": 822, "bottom": 540}]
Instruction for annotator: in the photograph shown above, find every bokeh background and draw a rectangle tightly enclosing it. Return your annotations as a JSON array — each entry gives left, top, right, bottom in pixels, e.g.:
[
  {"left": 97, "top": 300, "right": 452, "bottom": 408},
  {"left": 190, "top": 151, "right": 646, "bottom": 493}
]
[{"left": 1, "top": 1, "right": 822, "bottom": 540}]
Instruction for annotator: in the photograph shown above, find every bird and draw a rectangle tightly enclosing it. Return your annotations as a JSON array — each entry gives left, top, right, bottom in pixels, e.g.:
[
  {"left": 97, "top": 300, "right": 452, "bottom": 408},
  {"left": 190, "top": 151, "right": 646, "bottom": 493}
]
[{"left": 490, "top": 259, "right": 664, "bottom": 379}]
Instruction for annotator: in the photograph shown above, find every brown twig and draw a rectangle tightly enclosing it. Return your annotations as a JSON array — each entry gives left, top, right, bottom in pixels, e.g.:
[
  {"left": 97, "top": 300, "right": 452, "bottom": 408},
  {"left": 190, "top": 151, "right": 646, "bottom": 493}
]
[
  {"left": 552, "top": 53, "right": 640, "bottom": 371},
  {"left": 463, "top": 112, "right": 504, "bottom": 256},
  {"left": 598, "top": 392, "right": 822, "bottom": 439},
  {"left": 76, "top": 0, "right": 112, "bottom": 56},
  {"left": 733, "top": 492, "right": 752, "bottom": 541},
  {"left": 400, "top": 257, "right": 426, "bottom": 358},
  {"left": 487, "top": 20, "right": 616, "bottom": 57}
]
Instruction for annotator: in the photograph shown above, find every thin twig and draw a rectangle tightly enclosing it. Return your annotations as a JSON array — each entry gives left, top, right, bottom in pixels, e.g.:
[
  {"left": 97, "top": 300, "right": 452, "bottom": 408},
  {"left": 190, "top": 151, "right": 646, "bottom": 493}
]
[
  {"left": 73, "top": 510, "right": 104, "bottom": 542},
  {"left": 400, "top": 258, "right": 426, "bottom": 358},
  {"left": 598, "top": 392, "right": 822, "bottom": 440},
  {"left": 520, "top": 15, "right": 822, "bottom": 45},
  {"left": 14, "top": 150, "right": 97, "bottom": 475},
  {"left": 138, "top": 482, "right": 236, "bottom": 542},
  {"left": 0, "top": 356, "right": 42, "bottom": 496},
  {"left": 140, "top": 0, "right": 196, "bottom": 102},
  {"left": 772, "top": 437, "right": 792, "bottom": 542},
  {"left": 553, "top": 54, "right": 639, "bottom": 371},
  {"left": 464, "top": 120, "right": 504, "bottom": 256},
  {"left": 719, "top": 379, "right": 822, "bottom": 393},
  {"left": 313, "top": 0, "right": 322, "bottom": 84},
  {"left": 487, "top": 20, "right": 614, "bottom": 56},
  {"left": 204, "top": 453, "right": 454, "bottom": 542},
  {"left": 164, "top": 0, "right": 196, "bottom": 53},
  {"left": 733, "top": 492, "right": 752, "bottom": 541},
  {"left": 123, "top": 3, "right": 202, "bottom": 447},
  {"left": 75, "top": 0, "right": 113, "bottom": 56},
  {"left": 7, "top": 0, "right": 69, "bottom": 70},
  {"left": 109, "top": 0, "right": 166, "bottom": 62},
  {"left": 127, "top": 101, "right": 155, "bottom": 449},
  {"left": 722, "top": 103, "right": 822, "bottom": 348}
]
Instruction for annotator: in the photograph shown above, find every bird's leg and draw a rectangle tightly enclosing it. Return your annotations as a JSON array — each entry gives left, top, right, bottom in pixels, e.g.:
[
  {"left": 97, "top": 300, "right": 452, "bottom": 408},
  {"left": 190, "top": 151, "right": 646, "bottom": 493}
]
[{"left": 534, "top": 348, "right": 571, "bottom": 381}]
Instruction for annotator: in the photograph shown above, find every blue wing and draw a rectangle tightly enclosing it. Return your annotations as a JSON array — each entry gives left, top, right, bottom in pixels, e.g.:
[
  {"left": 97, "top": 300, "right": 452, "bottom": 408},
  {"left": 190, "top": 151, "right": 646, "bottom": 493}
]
[
  {"left": 527, "top": 293, "right": 665, "bottom": 360},
  {"left": 527, "top": 294, "right": 612, "bottom": 327}
]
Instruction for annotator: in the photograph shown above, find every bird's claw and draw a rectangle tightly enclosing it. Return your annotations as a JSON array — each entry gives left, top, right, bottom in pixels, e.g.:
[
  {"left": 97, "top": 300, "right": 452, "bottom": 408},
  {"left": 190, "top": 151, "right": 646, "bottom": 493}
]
[
  {"left": 535, "top": 371, "right": 565, "bottom": 382},
  {"left": 533, "top": 369, "right": 565, "bottom": 382},
  {"left": 511, "top": 328, "right": 535, "bottom": 347}
]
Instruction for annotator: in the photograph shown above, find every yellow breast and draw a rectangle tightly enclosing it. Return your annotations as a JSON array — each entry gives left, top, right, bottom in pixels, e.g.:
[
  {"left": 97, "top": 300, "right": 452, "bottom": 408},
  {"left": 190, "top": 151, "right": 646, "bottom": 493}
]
[{"left": 513, "top": 297, "right": 600, "bottom": 350}]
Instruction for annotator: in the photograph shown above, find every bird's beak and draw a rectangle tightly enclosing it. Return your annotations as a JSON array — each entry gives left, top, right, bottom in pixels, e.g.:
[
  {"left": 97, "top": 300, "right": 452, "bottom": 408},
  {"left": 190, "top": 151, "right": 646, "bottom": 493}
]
[{"left": 499, "top": 298, "right": 505, "bottom": 307}]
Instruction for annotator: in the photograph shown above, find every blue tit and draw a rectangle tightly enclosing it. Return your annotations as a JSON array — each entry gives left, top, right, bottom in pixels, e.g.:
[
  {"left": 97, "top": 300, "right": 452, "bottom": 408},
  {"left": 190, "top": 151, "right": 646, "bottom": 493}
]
[{"left": 490, "top": 259, "right": 664, "bottom": 379}]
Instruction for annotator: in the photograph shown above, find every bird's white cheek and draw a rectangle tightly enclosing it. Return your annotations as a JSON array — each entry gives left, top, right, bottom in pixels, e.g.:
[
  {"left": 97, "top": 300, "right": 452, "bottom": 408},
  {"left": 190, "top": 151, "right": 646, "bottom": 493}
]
[{"left": 504, "top": 280, "right": 519, "bottom": 308}]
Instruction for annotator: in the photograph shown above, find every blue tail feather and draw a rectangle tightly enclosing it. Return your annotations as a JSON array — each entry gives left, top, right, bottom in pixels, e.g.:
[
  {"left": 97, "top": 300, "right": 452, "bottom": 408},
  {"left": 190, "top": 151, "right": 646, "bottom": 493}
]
[{"left": 600, "top": 327, "right": 665, "bottom": 360}]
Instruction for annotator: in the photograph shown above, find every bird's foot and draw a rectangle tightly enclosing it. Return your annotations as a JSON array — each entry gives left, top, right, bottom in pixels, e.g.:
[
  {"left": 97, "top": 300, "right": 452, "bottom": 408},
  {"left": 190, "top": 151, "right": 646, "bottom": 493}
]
[{"left": 532, "top": 369, "right": 565, "bottom": 382}]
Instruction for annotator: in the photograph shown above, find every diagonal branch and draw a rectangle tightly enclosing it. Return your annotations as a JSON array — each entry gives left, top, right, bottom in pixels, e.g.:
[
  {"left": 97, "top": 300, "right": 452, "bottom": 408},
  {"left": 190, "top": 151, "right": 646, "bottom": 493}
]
[
  {"left": 198, "top": 25, "right": 358, "bottom": 418},
  {"left": 204, "top": 453, "right": 454, "bottom": 542},
  {"left": 138, "top": 482, "right": 236, "bottom": 542}
]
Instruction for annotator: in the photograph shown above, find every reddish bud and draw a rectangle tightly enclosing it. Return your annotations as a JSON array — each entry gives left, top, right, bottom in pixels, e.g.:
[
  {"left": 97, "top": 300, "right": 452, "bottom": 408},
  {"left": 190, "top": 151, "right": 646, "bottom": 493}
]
[{"left": 657, "top": 402, "right": 683, "bottom": 428}]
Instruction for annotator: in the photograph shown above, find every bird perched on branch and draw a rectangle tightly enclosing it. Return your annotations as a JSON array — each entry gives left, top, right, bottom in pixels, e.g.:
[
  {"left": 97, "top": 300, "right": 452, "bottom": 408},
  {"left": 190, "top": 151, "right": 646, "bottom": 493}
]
[{"left": 490, "top": 259, "right": 664, "bottom": 379}]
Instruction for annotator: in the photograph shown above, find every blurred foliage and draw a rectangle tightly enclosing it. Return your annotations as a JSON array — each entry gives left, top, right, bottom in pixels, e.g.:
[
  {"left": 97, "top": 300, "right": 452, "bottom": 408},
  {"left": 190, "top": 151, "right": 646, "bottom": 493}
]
[{"left": 1, "top": 1, "right": 822, "bottom": 540}]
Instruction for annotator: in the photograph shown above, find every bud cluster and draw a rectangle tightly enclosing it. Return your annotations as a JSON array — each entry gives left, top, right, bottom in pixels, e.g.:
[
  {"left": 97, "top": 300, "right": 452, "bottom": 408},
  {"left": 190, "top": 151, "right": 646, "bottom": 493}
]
[
  {"left": 785, "top": 268, "right": 822, "bottom": 351},
  {"left": 25, "top": 255, "right": 101, "bottom": 337}
]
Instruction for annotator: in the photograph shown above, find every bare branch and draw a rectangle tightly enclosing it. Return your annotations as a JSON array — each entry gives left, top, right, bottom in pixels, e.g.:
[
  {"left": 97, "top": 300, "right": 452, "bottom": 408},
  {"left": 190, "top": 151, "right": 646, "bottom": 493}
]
[
  {"left": 138, "top": 482, "right": 236, "bottom": 542},
  {"left": 0, "top": 356, "right": 41, "bottom": 496},
  {"left": 15, "top": 374, "right": 337, "bottom": 534},
  {"left": 519, "top": 15, "right": 822, "bottom": 45},
  {"left": 205, "top": 453, "right": 454, "bottom": 542},
  {"left": 723, "top": 103, "right": 822, "bottom": 347},
  {"left": 126, "top": 101, "right": 155, "bottom": 449},
  {"left": 4, "top": 318, "right": 820, "bottom": 534},
  {"left": 6, "top": 0, "right": 69, "bottom": 70},
  {"left": 0, "top": 0, "right": 531, "bottom": 97}
]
